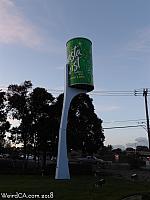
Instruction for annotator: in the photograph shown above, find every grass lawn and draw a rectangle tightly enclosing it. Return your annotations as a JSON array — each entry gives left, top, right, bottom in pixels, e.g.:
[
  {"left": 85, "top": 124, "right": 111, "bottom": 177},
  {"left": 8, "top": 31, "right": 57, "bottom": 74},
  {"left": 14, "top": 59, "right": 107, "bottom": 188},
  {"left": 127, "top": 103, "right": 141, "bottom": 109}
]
[{"left": 0, "top": 175, "right": 150, "bottom": 200}]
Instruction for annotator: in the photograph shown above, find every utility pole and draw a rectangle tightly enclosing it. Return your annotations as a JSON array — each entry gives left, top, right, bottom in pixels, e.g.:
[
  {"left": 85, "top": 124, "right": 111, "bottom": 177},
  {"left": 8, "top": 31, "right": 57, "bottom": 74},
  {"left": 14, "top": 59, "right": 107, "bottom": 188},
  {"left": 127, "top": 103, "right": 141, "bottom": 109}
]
[{"left": 143, "top": 88, "right": 150, "bottom": 149}]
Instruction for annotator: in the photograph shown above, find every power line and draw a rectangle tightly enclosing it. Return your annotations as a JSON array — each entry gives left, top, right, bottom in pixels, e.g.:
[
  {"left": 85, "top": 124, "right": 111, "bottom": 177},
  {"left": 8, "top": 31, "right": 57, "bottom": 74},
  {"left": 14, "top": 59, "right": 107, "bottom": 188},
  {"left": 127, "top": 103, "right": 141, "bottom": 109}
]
[
  {"left": 46, "top": 89, "right": 150, "bottom": 96},
  {"left": 46, "top": 89, "right": 147, "bottom": 96},
  {"left": 1, "top": 86, "right": 150, "bottom": 96},
  {"left": 103, "top": 125, "right": 143, "bottom": 130},
  {"left": 104, "top": 119, "right": 147, "bottom": 124}
]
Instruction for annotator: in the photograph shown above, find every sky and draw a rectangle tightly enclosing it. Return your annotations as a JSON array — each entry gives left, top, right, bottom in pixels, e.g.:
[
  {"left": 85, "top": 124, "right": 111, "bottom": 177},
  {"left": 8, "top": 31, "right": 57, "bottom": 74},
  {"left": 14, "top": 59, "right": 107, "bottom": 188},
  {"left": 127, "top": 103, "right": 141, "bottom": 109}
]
[{"left": 0, "top": 0, "right": 150, "bottom": 148}]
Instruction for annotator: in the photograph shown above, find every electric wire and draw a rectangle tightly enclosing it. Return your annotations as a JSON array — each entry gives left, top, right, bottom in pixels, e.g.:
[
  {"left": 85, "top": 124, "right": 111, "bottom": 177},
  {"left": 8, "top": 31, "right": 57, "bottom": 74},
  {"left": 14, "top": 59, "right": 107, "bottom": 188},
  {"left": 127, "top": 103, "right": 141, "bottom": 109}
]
[
  {"left": 0, "top": 86, "right": 150, "bottom": 96},
  {"left": 1, "top": 85, "right": 149, "bottom": 133},
  {"left": 103, "top": 119, "right": 147, "bottom": 123},
  {"left": 103, "top": 125, "right": 144, "bottom": 130}
]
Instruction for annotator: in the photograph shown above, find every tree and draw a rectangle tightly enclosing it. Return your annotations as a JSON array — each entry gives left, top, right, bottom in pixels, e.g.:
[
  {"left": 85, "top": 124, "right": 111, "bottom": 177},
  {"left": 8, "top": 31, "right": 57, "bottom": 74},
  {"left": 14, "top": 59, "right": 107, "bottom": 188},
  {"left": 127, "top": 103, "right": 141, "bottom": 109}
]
[
  {"left": 136, "top": 146, "right": 149, "bottom": 152},
  {"left": 50, "top": 93, "right": 64, "bottom": 157},
  {"left": 55, "top": 93, "right": 104, "bottom": 155},
  {"left": 6, "top": 80, "right": 104, "bottom": 168},
  {"left": 112, "top": 148, "right": 122, "bottom": 154},
  {"left": 29, "top": 87, "right": 55, "bottom": 170},
  {"left": 7, "top": 81, "right": 33, "bottom": 161},
  {"left": 0, "top": 91, "right": 10, "bottom": 151},
  {"left": 7, "top": 82, "right": 56, "bottom": 171},
  {"left": 69, "top": 93, "right": 104, "bottom": 155}
]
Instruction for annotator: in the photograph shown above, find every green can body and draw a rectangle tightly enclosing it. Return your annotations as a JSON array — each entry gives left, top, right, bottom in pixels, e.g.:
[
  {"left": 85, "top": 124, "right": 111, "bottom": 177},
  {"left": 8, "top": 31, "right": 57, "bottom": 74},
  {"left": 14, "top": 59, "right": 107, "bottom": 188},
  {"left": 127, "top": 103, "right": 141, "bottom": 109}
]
[{"left": 66, "top": 37, "right": 94, "bottom": 92}]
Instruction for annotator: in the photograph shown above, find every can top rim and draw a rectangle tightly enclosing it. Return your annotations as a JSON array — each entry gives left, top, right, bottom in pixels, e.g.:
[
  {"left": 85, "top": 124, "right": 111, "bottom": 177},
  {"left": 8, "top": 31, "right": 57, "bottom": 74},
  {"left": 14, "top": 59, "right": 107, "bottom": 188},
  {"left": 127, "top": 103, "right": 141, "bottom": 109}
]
[{"left": 66, "top": 37, "right": 92, "bottom": 45}]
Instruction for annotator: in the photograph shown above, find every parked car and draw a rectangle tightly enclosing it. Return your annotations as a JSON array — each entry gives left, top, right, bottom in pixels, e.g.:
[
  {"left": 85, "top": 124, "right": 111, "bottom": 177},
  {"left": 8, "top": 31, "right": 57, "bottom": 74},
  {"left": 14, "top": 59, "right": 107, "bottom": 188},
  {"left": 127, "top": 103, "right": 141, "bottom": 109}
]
[{"left": 77, "top": 156, "right": 104, "bottom": 164}]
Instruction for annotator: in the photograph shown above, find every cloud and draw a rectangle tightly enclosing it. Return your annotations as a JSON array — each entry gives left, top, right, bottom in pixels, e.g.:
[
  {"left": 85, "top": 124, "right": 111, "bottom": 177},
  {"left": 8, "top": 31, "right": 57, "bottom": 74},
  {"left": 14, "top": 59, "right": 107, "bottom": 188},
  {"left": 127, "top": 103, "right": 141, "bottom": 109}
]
[
  {"left": 126, "top": 143, "right": 136, "bottom": 148},
  {"left": 126, "top": 137, "right": 148, "bottom": 148},
  {"left": 56, "top": 66, "right": 64, "bottom": 70},
  {"left": 135, "top": 137, "right": 148, "bottom": 146},
  {"left": 95, "top": 105, "right": 120, "bottom": 112},
  {"left": 0, "top": 0, "right": 43, "bottom": 48},
  {"left": 127, "top": 27, "right": 150, "bottom": 53}
]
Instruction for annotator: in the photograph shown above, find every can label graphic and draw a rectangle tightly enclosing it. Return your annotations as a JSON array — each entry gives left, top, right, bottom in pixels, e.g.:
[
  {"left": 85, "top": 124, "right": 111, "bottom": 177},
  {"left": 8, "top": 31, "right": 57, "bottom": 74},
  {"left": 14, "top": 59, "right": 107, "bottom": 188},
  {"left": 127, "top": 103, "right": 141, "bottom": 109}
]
[{"left": 67, "top": 37, "right": 94, "bottom": 92}]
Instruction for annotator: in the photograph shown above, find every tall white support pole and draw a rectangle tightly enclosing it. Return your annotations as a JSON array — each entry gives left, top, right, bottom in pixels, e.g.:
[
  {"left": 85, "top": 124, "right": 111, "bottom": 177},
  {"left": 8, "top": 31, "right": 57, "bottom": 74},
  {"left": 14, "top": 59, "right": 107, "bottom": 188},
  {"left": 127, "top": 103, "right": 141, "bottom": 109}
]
[{"left": 55, "top": 64, "right": 86, "bottom": 179}]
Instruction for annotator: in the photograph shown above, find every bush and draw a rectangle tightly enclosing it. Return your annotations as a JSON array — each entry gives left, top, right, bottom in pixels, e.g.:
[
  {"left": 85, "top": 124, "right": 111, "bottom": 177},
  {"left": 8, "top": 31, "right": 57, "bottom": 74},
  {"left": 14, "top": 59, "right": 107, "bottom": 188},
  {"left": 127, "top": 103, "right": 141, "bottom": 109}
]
[{"left": 127, "top": 155, "right": 145, "bottom": 169}]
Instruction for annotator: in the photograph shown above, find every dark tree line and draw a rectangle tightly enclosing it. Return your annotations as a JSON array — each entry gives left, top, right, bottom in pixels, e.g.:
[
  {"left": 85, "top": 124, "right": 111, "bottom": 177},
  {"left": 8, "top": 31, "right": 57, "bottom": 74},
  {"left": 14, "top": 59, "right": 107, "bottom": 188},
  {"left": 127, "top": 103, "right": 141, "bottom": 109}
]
[{"left": 0, "top": 81, "right": 105, "bottom": 168}]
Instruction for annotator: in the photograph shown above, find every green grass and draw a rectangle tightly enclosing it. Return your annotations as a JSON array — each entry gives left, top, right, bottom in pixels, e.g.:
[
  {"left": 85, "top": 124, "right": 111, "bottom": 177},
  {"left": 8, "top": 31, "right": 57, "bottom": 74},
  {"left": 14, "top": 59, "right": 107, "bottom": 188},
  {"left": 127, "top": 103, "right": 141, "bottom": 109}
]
[{"left": 0, "top": 175, "right": 150, "bottom": 200}]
